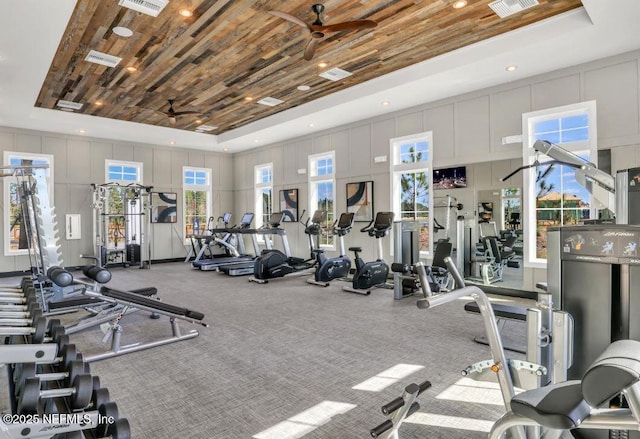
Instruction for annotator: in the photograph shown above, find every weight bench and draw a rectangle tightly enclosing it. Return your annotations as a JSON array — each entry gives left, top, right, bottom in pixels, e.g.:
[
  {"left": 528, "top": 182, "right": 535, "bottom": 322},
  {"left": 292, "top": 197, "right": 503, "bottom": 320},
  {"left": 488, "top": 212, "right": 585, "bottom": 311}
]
[
  {"left": 75, "top": 286, "right": 207, "bottom": 362},
  {"left": 464, "top": 301, "right": 527, "bottom": 354},
  {"left": 57, "top": 287, "right": 159, "bottom": 335}
]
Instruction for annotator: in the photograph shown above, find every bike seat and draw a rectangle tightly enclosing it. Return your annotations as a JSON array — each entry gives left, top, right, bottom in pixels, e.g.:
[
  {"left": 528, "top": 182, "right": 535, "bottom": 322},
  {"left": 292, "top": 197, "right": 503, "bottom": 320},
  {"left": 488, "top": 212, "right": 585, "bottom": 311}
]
[
  {"left": 348, "top": 247, "right": 362, "bottom": 252},
  {"left": 312, "top": 249, "right": 324, "bottom": 255}
]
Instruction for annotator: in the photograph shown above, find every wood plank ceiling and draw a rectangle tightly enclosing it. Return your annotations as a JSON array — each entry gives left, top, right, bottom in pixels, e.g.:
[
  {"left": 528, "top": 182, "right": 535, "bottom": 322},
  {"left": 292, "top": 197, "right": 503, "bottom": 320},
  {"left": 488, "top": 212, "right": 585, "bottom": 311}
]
[{"left": 36, "top": 0, "right": 583, "bottom": 135}]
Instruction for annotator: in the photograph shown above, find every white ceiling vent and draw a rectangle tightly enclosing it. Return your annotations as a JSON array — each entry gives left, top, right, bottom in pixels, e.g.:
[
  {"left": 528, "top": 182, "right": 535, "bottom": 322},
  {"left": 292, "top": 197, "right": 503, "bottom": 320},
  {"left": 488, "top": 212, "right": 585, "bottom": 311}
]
[
  {"left": 85, "top": 50, "right": 122, "bottom": 68},
  {"left": 257, "top": 97, "right": 284, "bottom": 107},
  {"left": 489, "top": 0, "right": 539, "bottom": 18},
  {"left": 56, "top": 100, "right": 83, "bottom": 110},
  {"left": 195, "top": 125, "right": 217, "bottom": 132},
  {"left": 319, "top": 68, "right": 353, "bottom": 82},
  {"left": 118, "top": 0, "right": 169, "bottom": 17}
]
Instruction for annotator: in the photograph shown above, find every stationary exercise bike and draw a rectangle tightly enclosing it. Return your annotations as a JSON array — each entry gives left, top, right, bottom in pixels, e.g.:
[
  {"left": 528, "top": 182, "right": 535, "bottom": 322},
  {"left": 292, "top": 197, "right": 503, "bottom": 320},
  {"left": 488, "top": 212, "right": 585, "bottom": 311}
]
[
  {"left": 307, "top": 212, "right": 355, "bottom": 287},
  {"left": 343, "top": 211, "right": 395, "bottom": 295}
]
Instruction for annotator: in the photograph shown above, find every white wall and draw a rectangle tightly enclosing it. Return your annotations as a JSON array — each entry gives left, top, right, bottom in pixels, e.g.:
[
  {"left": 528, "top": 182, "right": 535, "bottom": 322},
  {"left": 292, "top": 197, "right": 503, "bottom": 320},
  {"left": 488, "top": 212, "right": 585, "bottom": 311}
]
[
  {"left": 233, "top": 48, "right": 640, "bottom": 291},
  {"left": 0, "top": 128, "right": 233, "bottom": 272}
]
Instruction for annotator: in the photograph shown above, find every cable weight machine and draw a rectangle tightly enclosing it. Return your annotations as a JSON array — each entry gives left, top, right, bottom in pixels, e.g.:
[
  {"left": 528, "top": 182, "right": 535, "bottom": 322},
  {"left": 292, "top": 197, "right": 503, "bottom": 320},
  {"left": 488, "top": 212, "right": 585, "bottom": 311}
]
[{"left": 91, "top": 182, "right": 153, "bottom": 268}]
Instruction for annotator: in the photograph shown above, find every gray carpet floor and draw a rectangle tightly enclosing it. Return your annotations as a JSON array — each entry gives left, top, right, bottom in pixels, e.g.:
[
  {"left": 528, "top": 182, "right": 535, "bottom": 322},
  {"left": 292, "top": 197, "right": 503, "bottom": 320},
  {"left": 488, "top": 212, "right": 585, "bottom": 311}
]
[{"left": 2, "top": 263, "right": 530, "bottom": 438}]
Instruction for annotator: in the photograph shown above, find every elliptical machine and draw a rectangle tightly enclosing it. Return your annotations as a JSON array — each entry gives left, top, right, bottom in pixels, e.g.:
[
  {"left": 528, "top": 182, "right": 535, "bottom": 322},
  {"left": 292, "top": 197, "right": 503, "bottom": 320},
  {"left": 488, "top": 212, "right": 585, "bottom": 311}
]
[
  {"left": 343, "top": 211, "right": 395, "bottom": 295},
  {"left": 251, "top": 210, "right": 325, "bottom": 283},
  {"left": 307, "top": 212, "right": 355, "bottom": 287}
]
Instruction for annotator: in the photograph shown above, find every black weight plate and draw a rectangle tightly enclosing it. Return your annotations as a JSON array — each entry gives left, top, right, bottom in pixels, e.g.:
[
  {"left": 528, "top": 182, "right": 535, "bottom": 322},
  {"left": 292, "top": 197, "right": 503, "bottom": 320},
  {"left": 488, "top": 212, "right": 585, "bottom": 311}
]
[
  {"left": 92, "top": 375, "right": 100, "bottom": 391},
  {"left": 18, "top": 377, "right": 41, "bottom": 414},
  {"left": 46, "top": 318, "right": 62, "bottom": 333},
  {"left": 60, "top": 344, "right": 78, "bottom": 370},
  {"left": 67, "top": 360, "right": 87, "bottom": 386},
  {"left": 56, "top": 334, "right": 70, "bottom": 352},
  {"left": 96, "top": 401, "right": 119, "bottom": 438},
  {"left": 31, "top": 316, "right": 47, "bottom": 344},
  {"left": 71, "top": 374, "right": 93, "bottom": 409},
  {"left": 92, "top": 387, "right": 110, "bottom": 411},
  {"left": 51, "top": 325, "right": 66, "bottom": 343},
  {"left": 15, "top": 363, "right": 37, "bottom": 395},
  {"left": 111, "top": 418, "right": 131, "bottom": 439}
]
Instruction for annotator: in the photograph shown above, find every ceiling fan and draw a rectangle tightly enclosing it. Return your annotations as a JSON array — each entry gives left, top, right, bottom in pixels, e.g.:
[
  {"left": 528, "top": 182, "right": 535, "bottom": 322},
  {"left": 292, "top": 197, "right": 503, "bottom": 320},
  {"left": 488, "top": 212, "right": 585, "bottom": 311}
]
[
  {"left": 269, "top": 4, "right": 377, "bottom": 61},
  {"left": 161, "top": 99, "right": 198, "bottom": 125}
]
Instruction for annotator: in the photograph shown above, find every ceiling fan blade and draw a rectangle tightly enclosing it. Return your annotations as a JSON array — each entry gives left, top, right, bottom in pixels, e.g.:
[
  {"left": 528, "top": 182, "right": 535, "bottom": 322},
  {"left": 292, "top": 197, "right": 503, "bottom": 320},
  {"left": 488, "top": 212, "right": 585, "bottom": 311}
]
[
  {"left": 269, "top": 11, "right": 311, "bottom": 30},
  {"left": 304, "top": 39, "right": 320, "bottom": 61},
  {"left": 319, "top": 20, "right": 377, "bottom": 33},
  {"left": 172, "top": 111, "right": 199, "bottom": 116}
]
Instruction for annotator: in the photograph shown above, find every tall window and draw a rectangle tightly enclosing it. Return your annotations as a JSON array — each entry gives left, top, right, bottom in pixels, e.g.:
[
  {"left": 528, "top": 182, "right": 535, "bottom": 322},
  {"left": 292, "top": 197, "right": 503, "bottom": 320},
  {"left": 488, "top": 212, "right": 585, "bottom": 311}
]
[
  {"left": 309, "top": 152, "right": 335, "bottom": 248},
  {"left": 254, "top": 164, "right": 273, "bottom": 231},
  {"left": 105, "top": 160, "right": 143, "bottom": 248},
  {"left": 183, "top": 167, "right": 211, "bottom": 241},
  {"left": 391, "top": 132, "right": 433, "bottom": 256},
  {"left": 522, "top": 101, "right": 597, "bottom": 265},
  {"left": 3, "top": 152, "right": 54, "bottom": 256}
]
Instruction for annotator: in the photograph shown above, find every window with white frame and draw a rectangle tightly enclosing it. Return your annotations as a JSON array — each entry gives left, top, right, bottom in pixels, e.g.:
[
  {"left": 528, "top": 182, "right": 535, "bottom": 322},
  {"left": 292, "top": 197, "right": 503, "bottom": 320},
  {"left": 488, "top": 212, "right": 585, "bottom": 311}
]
[
  {"left": 390, "top": 132, "right": 433, "bottom": 256},
  {"left": 3, "top": 152, "right": 54, "bottom": 256},
  {"left": 309, "top": 152, "right": 335, "bottom": 248},
  {"left": 254, "top": 164, "right": 273, "bottom": 232},
  {"left": 522, "top": 101, "right": 597, "bottom": 266},
  {"left": 183, "top": 167, "right": 211, "bottom": 241},
  {"left": 104, "top": 160, "right": 143, "bottom": 249}
]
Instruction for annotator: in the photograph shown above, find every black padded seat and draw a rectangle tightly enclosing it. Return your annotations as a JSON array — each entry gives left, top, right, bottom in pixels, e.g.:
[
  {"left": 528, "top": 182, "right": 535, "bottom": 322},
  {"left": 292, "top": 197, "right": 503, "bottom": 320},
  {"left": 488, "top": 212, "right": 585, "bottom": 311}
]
[
  {"left": 582, "top": 339, "right": 640, "bottom": 408},
  {"left": 510, "top": 381, "right": 590, "bottom": 430},
  {"left": 348, "top": 247, "right": 362, "bottom": 252}
]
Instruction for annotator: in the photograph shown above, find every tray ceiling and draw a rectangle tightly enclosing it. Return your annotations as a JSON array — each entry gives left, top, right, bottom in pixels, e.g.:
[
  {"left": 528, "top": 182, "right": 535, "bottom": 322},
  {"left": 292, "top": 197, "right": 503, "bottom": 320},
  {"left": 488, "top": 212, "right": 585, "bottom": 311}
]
[{"left": 35, "top": 0, "right": 582, "bottom": 137}]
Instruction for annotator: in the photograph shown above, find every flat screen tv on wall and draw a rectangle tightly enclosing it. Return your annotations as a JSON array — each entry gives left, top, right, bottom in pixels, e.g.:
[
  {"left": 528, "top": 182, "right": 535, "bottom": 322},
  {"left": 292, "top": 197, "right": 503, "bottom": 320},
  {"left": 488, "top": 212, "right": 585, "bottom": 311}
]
[{"left": 433, "top": 166, "right": 467, "bottom": 190}]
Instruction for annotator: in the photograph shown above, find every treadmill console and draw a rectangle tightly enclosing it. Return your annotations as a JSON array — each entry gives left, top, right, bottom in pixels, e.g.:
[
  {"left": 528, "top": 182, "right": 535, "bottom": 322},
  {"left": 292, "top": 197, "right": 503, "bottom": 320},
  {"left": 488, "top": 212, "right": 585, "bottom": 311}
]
[{"left": 240, "top": 213, "right": 254, "bottom": 228}]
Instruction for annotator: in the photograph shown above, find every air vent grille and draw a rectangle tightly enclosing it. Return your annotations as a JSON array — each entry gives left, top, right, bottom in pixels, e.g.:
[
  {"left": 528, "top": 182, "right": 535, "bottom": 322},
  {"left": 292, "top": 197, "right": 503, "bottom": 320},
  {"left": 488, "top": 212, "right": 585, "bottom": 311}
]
[
  {"left": 489, "top": 0, "right": 539, "bottom": 18},
  {"left": 195, "top": 125, "right": 217, "bottom": 132},
  {"left": 118, "top": 0, "right": 168, "bottom": 17},
  {"left": 56, "top": 100, "right": 83, "bottom": 110},
  {"left": 257, "top": 97, "right": 284, "bottom": 107},
  {"left": 319, "top": 68, "right": 353, "bottom": 82},
  {"left": 84, "top": 50, "right": 122, "bottom": 68}
]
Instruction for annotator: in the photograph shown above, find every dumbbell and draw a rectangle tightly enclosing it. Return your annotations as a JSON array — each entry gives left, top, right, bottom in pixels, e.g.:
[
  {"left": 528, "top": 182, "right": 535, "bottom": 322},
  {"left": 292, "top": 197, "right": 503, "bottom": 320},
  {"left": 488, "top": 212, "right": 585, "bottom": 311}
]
[
  {"left": 47, "top": 266, "right": 74, "bottom": 288},
  {"left": 96, "top": 402, "right": 131, "bottom": 439},
  {"left": 82, "top": 265, "right": 112, "bottom": 284},
  {"left": 17, "top": 373, "right": 94, "bottom": 413},
  {"left": 0, "top": 315, "right": 48, "bottom": 343},
  {"left": 12, "top": 342, "right": 78, "bottom": 385},
  {"left": 14, "top": 359, "right": 90, "bottom": 396}
]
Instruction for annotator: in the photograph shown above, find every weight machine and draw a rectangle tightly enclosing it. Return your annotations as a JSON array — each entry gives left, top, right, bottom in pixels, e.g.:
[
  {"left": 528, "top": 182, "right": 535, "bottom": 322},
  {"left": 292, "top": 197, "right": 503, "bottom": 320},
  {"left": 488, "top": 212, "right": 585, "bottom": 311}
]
[{"left": 91, "top": 182, "right": 153, "bottom": 268}]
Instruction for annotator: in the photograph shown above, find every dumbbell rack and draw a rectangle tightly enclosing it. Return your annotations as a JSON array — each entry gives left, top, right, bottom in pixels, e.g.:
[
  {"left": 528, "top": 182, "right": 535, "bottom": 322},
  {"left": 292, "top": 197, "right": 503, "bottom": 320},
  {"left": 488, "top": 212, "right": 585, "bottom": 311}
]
[
  {"left": 370, "top": 380, "right": 432, "bottom": 438},
  {"left": 1, "top": 278, "right": 131, "bottom": 438}
]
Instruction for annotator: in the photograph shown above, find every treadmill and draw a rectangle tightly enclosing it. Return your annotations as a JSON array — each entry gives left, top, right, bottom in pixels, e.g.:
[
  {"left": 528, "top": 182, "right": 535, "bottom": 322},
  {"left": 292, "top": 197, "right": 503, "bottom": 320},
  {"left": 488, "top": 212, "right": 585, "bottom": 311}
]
[
  {"left": 218, "top": 212, "right": 288, "bottom": 276},
  {"left": 192, "top": 213, "right": 255, "bottom": 271}
]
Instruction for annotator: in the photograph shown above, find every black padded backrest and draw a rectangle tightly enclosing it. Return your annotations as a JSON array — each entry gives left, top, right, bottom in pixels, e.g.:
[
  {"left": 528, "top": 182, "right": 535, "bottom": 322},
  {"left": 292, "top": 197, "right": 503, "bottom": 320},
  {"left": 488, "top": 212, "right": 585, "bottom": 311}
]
[
  {"left": 582, "top": 340, "right": 640, "bottom": 407},
  {"left": 432, "top": 242, "right": 452, "bottom": 269},
  {"left": 483, "top": 237, "right": 502, "bottom": 263}
]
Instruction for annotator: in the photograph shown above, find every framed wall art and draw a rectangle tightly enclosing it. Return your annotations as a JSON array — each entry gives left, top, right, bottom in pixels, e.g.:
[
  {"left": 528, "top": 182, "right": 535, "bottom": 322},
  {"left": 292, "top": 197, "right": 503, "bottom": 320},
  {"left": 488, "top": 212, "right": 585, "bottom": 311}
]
[
  {"left": 151, "top": 192, "right": 177, "bottom": 223},
  {"left": 279, "top": 188, "right": 299, "bottom": 222},
  {"left": 346, "top": 181, "right": 374, "bottom": 222}
]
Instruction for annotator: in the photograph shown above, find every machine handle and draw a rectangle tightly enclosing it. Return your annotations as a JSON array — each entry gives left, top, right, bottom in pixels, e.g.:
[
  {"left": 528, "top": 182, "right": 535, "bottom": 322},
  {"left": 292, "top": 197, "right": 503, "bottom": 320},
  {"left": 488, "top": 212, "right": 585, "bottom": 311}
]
[
  {"left": 381, "top": 397, "right": 404, "bottom": 415},
  {"left": 359, "top": 218, "right": 375, "bottom": 233},
  {"left": 417, "top": 286, "right": 483, "bottom": 310},
  {"left": 443, "top": 257, "right": 466, "bottom": 288},
  {"left": 418, "top": 380, "right": 432, "bottom": 394},
  {"left": 370, "top": 420, "right": 393, "bottom": 438}
]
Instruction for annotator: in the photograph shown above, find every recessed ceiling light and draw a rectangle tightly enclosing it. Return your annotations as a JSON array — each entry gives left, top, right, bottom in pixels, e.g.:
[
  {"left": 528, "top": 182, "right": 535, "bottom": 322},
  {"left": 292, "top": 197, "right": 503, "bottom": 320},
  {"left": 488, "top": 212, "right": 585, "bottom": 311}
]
[
  {"left": 195, "top": 119, "right": 202, "bottom": 124},
  {"left": 78, "top": 129, "right": 86, "bottom": 134},
  {"left": 453, "top": 0, "right": 467, "bottom": 9},
  {"left": 244, "top": 96, "right": 253, "bottom": 102},
  {"left": 254, "top": 139, "right": 260, "bottom": 143},
  {"left": 506, "top": 65, "right": 517, "bottom": 72},
  {"left": 297, "top": 85, "right": 311, "bottom": 91},
  {"left": 95, "top": 101, "right": 104, "bottom": 106},
  {"left": 126, "top": 66, "right": 137, "bottom": 73},
  {"left": 169, "top": 140, "right": 176, "bottom": 145},
  {"left": 112, "top": 26, "right": 133, "bottom": 37},
  {"left": 223, "top": 148, "right": 229, "bottom": 152},
  {"left": 317, "top": 62, "right": 328, "bottom": 68},
  {"left": 308, "top": 123, "right": 315, "bottom": 127},
  {"left": 179, "top": 9, "right": 193, "bottom": 17},
  {"left": 382, "top": 100, "right": 390, "bottom": 106}
]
